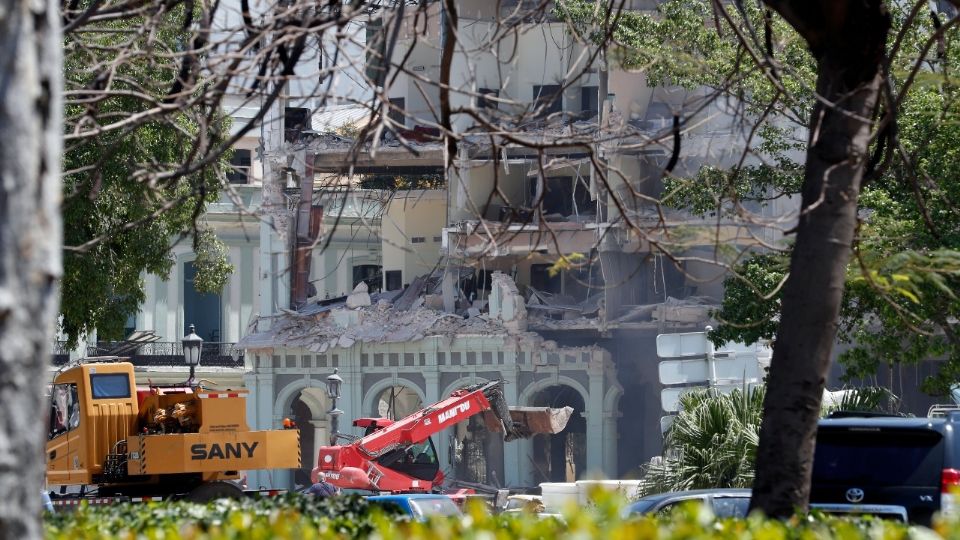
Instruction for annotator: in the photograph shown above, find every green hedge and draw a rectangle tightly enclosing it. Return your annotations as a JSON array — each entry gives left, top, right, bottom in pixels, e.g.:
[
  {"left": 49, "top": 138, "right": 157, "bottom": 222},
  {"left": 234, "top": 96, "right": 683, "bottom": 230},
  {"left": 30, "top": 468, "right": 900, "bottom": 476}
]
[{"left": 44, "top": 490, "right": 945, "bottom": 539}]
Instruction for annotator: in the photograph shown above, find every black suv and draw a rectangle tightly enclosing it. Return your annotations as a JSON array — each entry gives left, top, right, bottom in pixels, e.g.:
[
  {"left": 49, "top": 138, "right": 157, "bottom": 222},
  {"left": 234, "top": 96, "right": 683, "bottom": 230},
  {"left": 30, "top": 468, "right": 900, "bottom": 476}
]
[{"left": 811, "top": 412, "right": 960, "bottom": 525}]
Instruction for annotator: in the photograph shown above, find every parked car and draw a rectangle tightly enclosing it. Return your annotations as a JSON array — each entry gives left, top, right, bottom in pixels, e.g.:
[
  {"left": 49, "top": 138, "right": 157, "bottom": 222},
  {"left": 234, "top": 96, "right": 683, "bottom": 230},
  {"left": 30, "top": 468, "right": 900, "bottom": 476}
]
[
  {"left": 624, "top": 487, "right": 907, "bottom": 522},
  {"left": 366, "top": 494, "right": 462, "bottom": 521},
  {"left": 810, "top": 412, "right": 960, "bottom": 525},
  {"left": 623, "top": 489, "right": 753, "bottom": 519}
]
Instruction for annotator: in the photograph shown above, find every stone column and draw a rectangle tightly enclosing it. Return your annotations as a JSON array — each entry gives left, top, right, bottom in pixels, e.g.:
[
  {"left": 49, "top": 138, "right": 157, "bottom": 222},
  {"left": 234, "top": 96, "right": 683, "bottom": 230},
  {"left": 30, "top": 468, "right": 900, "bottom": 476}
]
[
  {"left": 165, "top": 263, "right": 179, "bottom": 340},
  {"left": 244, "top": 370, "right": 274, "bottom": 489},
  {"left": 307, "top": 419, "right": 328, "bottom": 471},
  {"left": 425, "top": 370, "right": 447, "bottom": 479},
  {"left": 603, "top": 413, "right": 619, "bottom": 478},
  {"left": 226, "top": 246, "right": 241, "bottom": 342},
  {"left": 141, "top": 274, "right": 156, "bottom": 332},
  {"left": 585, "top": 370, "right": 605, "bottom": 476},
  {"left": 339, "top": 348, "right": 360, "bottom": 440},
  {"left": 501, "top": 364, "right": 522, "bottom": 486},
  {"left": 258, "top": 93, "right": 287, "bottom": 317}
]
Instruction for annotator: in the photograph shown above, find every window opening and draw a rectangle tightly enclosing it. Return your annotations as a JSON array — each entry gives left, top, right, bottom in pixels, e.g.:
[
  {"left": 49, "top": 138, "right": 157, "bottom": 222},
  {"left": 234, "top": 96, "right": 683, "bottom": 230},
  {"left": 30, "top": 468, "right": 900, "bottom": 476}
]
[{"left": 49, "top": 383, "right": 79, "bottom": 439}]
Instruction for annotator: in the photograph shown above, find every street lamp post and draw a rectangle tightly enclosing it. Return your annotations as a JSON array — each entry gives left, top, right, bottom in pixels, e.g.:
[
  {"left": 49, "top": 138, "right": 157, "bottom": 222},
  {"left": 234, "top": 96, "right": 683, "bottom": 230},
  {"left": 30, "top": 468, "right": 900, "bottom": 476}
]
[
  {"left": 326, "top": 368, "right": 343, "bottom": 445},
  {"left": 182, "top": 324, "right": 203, "bottom": 387}
]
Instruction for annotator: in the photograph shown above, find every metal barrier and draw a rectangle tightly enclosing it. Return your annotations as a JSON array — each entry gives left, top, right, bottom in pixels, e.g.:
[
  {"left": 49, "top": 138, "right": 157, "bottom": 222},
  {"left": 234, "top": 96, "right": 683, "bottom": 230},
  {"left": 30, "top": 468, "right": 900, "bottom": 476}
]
[{"left": 51, "top": 342, "right": 244, "bottom": 368}]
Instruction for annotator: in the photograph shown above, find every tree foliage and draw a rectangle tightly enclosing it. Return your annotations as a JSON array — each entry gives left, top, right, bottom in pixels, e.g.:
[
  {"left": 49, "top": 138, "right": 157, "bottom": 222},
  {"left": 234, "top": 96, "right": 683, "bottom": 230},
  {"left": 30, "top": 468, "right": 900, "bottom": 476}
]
[
  {"left": 60, "top": 4, "right": 231, "bottom": 342},
  {"left": 639, "top": 387, "right": 764, "bottom": 496}
]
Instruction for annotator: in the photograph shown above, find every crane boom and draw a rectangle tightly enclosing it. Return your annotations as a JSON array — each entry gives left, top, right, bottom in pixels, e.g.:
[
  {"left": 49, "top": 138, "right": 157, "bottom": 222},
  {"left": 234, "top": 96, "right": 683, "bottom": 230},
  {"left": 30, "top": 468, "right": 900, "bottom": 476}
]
[
  {"left": 356, "top": 381, "right": 517, "bottom": 459},
  {"left": 313, "top": 380, "right": 571, "bottom": 492}
]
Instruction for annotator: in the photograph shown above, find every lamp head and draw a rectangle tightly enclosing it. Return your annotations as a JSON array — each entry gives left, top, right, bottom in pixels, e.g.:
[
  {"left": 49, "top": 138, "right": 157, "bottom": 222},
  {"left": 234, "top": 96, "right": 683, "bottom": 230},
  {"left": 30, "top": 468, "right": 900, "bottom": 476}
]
[
  {"left": 326, "top": 368, "right": 343, "bottom": 399},
  {"left": 182, "top": 324, "right": 203, "bottom": 367}
]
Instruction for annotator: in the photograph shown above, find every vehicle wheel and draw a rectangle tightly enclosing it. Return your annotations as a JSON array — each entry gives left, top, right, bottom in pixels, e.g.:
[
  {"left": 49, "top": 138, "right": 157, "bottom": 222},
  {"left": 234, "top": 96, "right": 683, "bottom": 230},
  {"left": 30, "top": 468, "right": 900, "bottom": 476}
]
[{"left": 184, "top": 481, "right": 245, "bottom": 503}]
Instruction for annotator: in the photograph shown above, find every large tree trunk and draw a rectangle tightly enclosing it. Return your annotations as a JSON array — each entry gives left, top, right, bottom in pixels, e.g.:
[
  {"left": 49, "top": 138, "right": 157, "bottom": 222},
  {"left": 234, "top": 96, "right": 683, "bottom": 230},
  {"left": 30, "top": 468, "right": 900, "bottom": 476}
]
[
  {"left": 749, "top": 1, "right": 890, "bottom": 517},
  {"left": 0, "top": 1, "right": 62, "bottom": 537}
]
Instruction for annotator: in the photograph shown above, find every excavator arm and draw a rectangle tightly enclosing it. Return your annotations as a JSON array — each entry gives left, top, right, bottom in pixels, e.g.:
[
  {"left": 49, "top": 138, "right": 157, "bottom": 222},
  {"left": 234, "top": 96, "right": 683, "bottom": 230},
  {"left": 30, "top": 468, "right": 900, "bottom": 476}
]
[{"left": 313, "top": 380, "right": 571, "bottom": 492}]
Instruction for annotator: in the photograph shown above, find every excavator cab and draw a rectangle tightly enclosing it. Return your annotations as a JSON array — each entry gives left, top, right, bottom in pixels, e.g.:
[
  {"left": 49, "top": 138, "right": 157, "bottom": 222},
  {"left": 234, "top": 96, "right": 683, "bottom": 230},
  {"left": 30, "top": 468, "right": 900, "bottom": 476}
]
[
  {"left": 375, "top": 438, "right": 439, "bottom": 482},
  {"left": 354, "top": 418, "right": 439, "bottom": 482},
  {"left": 316, "top": 380, "right": 572, "bottom": 492}
]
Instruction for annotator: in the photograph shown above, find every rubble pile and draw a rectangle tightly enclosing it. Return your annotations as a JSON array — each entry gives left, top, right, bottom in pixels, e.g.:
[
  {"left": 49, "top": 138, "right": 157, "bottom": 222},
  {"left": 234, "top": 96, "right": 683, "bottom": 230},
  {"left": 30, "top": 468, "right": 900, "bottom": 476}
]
[
  {"left": 239, "top": 272, "right": 538, "bottom": 353},
  {"left": 240, "top": 270, "right": 719, "bottom": 353}
]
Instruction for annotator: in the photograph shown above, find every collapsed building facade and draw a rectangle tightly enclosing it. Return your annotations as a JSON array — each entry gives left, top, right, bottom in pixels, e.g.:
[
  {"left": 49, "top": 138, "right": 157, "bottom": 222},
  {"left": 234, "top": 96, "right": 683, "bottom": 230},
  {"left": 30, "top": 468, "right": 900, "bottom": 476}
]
[
  {"left": 240, "top": 273, "right": 621, "bottom": 489},
  {"left": 110, "top": 1, "right": 795, "bottom": 490},
  {"left": 237, "top": 1, "right": 794, "bottom": 490}
]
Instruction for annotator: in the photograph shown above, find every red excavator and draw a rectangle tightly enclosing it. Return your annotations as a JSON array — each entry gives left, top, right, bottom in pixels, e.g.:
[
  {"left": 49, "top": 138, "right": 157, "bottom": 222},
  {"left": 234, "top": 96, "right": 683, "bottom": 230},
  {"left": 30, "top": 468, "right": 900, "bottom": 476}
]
[{"left": 312, "top": 380, "right": 572, "bottom": 492}]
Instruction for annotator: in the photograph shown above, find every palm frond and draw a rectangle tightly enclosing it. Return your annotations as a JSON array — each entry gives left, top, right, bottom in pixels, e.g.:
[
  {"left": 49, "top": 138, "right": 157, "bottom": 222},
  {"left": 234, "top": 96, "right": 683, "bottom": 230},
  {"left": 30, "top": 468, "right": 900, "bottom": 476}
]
[{"left": 638, "top": 386, "right": 765, "bottom": 497}]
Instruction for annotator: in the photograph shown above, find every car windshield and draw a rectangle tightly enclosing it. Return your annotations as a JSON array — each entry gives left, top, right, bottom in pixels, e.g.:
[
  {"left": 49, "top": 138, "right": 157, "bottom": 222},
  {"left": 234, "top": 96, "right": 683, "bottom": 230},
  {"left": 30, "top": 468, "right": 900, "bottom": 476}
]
[
  {"left": 813, "top": 428, "right": 943, "bottom": 487},
  {"left": 410, "top": 497, "right": 460, "bottom": 518}
]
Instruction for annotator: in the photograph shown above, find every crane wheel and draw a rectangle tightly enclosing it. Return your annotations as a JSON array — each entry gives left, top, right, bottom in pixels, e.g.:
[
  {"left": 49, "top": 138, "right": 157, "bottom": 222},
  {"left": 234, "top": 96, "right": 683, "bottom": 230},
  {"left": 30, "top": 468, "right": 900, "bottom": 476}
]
[{"left": 184, "top": 481, "right": 245, "bottom": 503}]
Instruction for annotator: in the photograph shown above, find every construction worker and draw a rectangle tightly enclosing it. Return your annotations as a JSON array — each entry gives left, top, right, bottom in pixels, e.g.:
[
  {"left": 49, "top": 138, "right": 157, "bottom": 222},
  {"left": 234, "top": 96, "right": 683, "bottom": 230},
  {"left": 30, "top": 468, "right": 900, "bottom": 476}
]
[{"left": 304, "top": 472, "right": 338, "bottom": 497}]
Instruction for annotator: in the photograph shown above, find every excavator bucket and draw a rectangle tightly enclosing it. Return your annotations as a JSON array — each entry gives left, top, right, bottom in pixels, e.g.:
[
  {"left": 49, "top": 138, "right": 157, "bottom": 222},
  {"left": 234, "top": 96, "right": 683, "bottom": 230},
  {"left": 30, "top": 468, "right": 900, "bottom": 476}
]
[
  {"left": 480, "top": 380, "right": 573, "bottom": 441},
  {"left": 482, "top": 406, "right": 574, "bottom": 438}
]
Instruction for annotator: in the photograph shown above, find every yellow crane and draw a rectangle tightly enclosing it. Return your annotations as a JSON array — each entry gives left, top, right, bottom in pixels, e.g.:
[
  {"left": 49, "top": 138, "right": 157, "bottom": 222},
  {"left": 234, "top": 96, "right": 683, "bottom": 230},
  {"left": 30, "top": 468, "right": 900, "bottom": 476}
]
[{"left": 46, "top": 360, "right": 300, "bottom": 504}]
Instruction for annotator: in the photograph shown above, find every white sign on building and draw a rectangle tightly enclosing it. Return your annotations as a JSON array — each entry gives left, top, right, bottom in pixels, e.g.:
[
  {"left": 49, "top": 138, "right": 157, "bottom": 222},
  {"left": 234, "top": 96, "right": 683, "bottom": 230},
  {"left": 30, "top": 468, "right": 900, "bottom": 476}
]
[{"left": 656, "top": 327, "right": 770, "bottom": 414}]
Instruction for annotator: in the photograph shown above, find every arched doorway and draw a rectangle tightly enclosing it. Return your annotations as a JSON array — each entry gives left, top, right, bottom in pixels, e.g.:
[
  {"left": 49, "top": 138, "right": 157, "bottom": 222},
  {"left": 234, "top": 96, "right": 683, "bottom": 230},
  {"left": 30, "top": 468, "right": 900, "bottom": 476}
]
[
  {"left": 451, "top": 415, "right": 505, "bottom": 486},
  {"left": 372, "top": 385, "right": 422, "bottom": 420},
  {"left": 290, "top": 395, "right": 314, "bottom": 487},
  {"left": 530, "top": 385, "right": 586, "bottom": 483},
  {"left": 288, "top": 387, "right": 328, "bottom": 489}
]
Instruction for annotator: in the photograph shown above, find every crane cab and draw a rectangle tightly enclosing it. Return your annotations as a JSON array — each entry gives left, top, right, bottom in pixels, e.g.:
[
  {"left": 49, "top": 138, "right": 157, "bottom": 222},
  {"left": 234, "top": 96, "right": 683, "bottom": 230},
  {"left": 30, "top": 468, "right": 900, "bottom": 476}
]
[
  {"left": 375, "top": 437, "right": 440, "bottom": 483},
  {"left": 47, "top": 362, "right": 138, "bottom": 485},
  {"left": 351, "top": 417, "right": 440, "bottom": 483}
]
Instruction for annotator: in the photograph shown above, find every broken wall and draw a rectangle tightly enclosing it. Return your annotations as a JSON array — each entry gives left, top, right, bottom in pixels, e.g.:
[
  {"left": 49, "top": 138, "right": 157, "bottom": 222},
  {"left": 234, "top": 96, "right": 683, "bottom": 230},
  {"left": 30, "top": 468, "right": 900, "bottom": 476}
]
[
  {"left": 448, "top": 162, "right": 529, "bottom": 224},
  {"left": 535, "top": 328, "right": 664, "bottom": 478},
  {"left": 381, "top": 190, "right": 446, "bottom": 290},
  {"left": 489, "top": 271, "right": 527, "bottom": 332}
]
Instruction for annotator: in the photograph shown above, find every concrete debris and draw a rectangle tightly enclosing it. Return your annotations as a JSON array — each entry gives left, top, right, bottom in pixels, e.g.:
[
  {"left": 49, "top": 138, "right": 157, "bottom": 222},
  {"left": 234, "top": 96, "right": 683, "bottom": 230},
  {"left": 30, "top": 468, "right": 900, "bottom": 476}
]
[
  {"left": 528, "top": 318, "right": 603, "bottom": 331},
  {"left": 424, "top": 294, "right": 444, "bottom": 310},
  {"left": 239, "top": 272, "right": 541, "bottom": 352},
  {"left": 238, "top": 268, "right": 719, "bottom": 353},
  {"left": 393, "top": 275, "right": 429, "bottom": 311},
  {"left": 482, "top": 406, "right": 574, "bottom": 435},
  {"left": 488, "top": 272, "right": 527, "bottom": 332},
  {"left": 526, "top": 288, "right": 602, "bottom": 319},
  {"left": 612, "top": 304, "right": 658, "bottom": 323},
  {"left": 652, "top": 296, "right": 715, "bottom": 323},
  {"left": 527, "top": 295, "right": 718, "bottom": 331},
  {"left": 346, "top": 282, "right": 371, "bottom": 308}
]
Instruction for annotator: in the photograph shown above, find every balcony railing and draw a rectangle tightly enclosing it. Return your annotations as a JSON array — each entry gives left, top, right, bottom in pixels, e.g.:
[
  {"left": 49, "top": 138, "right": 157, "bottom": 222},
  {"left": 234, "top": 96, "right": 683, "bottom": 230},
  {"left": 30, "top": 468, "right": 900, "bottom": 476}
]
[
  {"left": 51, "top": 341, "right": 244, "bottom": 368},
  {"left": 52, "top": 341, "right": 71, "bottom": 366}
]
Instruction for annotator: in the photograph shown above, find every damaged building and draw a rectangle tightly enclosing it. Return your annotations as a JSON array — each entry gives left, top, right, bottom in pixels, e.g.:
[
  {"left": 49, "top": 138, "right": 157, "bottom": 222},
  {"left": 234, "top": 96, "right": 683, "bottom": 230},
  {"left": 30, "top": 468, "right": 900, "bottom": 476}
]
[
  {"left": 232, "top": 2, "right": 793, "bottom": 490},
  {"left": 240, "top": 272, "right": 621, "bottom": 489},
  {"left": 113, "top": 0, "right": 796, "bottom": 491}
]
